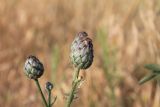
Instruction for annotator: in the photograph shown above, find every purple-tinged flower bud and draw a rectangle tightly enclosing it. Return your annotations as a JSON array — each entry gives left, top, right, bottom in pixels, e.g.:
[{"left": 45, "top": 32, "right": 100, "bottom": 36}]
[
  {"left": 24, "top": 55, "right": 44, "bottom": 79},
  {"left": 70, "top": 32, "right": 94, "bottom": 69}
]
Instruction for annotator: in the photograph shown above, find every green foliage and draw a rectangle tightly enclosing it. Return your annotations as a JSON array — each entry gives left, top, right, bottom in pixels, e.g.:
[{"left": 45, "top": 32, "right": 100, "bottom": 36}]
[
  {"left": 89, "top": 100, "right": 96, "bottom": 107},
  {"left": 51, "top": 45, "right": 60, "bottom": 82},
  {"left": 144, "top": 64, "right": 160, "bottom": 73},
  {"left": 139, "top": 64, "right": 160, "bottom": 85},
  {"left": 96, "top": 28, "right": 117, "bottom": 107},
  {"left": 139, "top": 73, "right": 157, "bottom": 85}
]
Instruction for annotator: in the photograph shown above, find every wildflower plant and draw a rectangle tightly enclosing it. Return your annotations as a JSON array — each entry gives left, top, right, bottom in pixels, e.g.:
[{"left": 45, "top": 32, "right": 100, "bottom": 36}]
[
  {"left": 24, "top": 55, "right": 56, "bottom": 107},
  {"left": 66, "top": 32, "right": 94, "bottom": 107},
  {"left": 23, "top": 32, "right": 94, "bottom": 107}
]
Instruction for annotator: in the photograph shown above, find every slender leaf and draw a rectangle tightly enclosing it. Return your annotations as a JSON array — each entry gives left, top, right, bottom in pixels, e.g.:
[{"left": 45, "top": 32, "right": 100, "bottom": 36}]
[
  {"left": 145, "top": 64, "right": 160, "bottom": 73},
  {"left": 139, "top": 73, "right": 157, "bottom": 85}
]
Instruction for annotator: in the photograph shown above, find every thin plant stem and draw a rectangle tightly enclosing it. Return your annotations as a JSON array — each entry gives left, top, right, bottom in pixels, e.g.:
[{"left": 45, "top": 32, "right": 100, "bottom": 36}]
[
  {"left": 73, "top": 67, "right": 80, "bottom": 81},
  {"left": 48, "top": 90, "right": 51, "bottom": 107},
  {"left": 34, "top": 79, "right": 48, "bottom": 107},
  {"left": 105, "top": 71, "right": 116, "bottom": 107},
  {"left": 157, "top": 77, "right": 160, "bottom": 106},
  {"left": 51, "top": 96, "right": 57, "bottom": 106},
  {"left": 66, "top": 67, "right": 80, "bottom": 107}
]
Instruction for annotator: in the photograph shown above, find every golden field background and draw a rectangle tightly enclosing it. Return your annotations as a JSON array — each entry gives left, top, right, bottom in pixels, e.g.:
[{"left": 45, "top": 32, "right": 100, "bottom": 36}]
[{"left": 0, "top": 0, "right": 160, "bottom": 107}]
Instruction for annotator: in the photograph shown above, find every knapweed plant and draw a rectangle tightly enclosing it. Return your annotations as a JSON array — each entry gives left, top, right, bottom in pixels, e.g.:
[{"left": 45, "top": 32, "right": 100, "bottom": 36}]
[
  {"left": 67, "top": 32, "right": 93, "bottom": 107},
  {"left": 24, "top": 55, "right": 57, "bottom": 107},
  {"left": 23, "top": 32, "right": 94, "bottom": 107}
]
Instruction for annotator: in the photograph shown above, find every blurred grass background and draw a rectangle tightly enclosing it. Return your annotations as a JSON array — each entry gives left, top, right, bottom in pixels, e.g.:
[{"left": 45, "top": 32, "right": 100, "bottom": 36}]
[{"left": 0, "top": 0, "right": 160, "bottom": 107}]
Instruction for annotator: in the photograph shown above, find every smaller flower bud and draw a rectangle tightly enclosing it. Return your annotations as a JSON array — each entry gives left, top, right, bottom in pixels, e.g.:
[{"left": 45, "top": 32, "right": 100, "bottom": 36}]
[
  {"left": 45, "top": 82, "right": 54, "bottom": 91},
  {"left": 24, "top": 55, "right": 44, "bottom": 79}
]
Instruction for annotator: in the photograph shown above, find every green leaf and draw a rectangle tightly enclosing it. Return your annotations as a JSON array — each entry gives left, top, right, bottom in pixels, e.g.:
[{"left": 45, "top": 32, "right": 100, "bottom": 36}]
[
  {"left": 139, "top": 73, "right": 157, "bottom": 85},
  {"left": 144, "top": 64, "right": 160, "bottom": 73}
]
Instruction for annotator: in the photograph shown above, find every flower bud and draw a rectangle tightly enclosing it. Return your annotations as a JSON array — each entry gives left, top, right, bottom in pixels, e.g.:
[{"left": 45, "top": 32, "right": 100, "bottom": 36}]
[
  {"left": 45, "top": 82, "right": 54, "bottom": 91},
  {"left": 24, "top": 55, "right": 44, "bottom": 79},
  {"left": 70, "top": 32, "right": 94, "bottom": 69}
]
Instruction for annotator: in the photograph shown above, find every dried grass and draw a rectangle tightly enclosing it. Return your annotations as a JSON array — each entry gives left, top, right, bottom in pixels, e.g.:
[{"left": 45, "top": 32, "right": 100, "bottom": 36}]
[{"left": 0, "top": 0, "right": 160, "bottom": 107}]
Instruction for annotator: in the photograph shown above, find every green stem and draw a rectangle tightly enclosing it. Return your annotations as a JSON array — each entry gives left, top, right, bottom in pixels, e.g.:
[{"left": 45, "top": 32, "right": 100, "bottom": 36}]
[
  {"left": 157, "top": 76, "right": 160, "bottom": 106},
  {"left": 73, "top": 67, "right": 80, "bottom": 81},
  {"left": 139, "top": 73, "right": 157, "bottom": 85},
  {"left": 48, "top": 90, "right": 51, "bottom": 107},
  {"left": 66, "top": 67, "right": 80, "bottom": 107},
  {"left": 105, "top": 71, "right": 116, "bottom": 107},
  {"left": 34, "top": 79, "right": 48, "bottom": 107}
]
